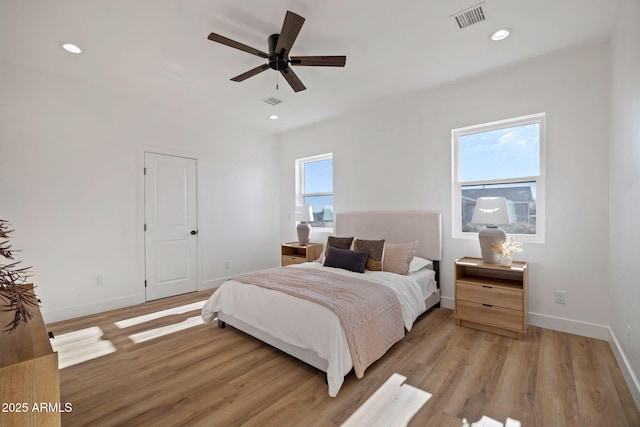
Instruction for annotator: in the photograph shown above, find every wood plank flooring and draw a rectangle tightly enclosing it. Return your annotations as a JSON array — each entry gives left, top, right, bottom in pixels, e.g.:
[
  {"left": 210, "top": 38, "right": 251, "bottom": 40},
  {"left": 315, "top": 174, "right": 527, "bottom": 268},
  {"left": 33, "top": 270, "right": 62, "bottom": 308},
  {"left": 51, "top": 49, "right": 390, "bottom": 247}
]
[{"left": 46, "top": 290, "right": 640, "bottom": 427}]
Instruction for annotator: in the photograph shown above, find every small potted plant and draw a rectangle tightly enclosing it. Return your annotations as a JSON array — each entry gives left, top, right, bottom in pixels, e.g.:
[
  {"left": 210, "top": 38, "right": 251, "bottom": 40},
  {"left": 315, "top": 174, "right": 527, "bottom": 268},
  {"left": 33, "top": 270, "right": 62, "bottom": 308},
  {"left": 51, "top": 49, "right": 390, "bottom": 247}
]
[
  {"left": 492, "top": 236, "right": 523, "bottom": 267},
  {"left": 0, "top": 219, "right": 37, "bottom": 333}
]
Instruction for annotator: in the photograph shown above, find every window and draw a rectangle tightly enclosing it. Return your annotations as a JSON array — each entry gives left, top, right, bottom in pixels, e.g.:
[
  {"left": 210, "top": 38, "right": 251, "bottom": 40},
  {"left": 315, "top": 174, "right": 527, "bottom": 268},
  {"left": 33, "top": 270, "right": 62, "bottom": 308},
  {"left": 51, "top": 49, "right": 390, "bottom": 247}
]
[
  {"left": 452, "top": 113, "right": 545, "bottom": 242},
  {"left": 296, "top": 153, "right": 334, "bottom": 230}
]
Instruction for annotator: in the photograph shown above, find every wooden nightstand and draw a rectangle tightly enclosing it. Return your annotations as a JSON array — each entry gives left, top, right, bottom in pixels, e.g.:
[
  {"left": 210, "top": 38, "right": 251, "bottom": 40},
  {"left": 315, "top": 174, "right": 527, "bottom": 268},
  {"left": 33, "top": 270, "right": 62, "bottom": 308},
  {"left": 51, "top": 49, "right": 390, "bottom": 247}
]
[
  {"left": 454, "top": 257, "right": 528, "bottom": 340},
  {"left": 281, "top": 242, "right": 323, "bottom": 266}
]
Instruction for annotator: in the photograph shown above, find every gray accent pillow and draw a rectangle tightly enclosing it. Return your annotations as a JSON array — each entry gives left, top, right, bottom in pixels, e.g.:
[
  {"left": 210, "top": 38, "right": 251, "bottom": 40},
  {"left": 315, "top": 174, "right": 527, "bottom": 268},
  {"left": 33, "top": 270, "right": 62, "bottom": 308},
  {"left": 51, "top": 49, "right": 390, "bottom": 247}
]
[{"left": 354, "top": 239, "right": 385, "bottom": 271}]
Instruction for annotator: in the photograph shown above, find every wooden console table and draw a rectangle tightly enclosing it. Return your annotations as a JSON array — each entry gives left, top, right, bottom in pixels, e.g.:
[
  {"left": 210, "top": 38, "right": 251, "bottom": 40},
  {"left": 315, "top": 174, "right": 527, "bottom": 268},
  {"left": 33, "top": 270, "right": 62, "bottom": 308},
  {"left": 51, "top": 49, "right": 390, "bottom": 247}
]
[{"left": 0, "top": 286, "right": 61, "bottom": 427}]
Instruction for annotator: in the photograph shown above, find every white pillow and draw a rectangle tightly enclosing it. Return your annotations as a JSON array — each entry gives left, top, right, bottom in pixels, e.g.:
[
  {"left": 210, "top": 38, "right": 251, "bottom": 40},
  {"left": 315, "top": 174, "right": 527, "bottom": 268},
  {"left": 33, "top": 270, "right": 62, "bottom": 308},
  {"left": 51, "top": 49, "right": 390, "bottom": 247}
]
[{"left": 408, "top": 256, "right": 432, "bottom": 273}]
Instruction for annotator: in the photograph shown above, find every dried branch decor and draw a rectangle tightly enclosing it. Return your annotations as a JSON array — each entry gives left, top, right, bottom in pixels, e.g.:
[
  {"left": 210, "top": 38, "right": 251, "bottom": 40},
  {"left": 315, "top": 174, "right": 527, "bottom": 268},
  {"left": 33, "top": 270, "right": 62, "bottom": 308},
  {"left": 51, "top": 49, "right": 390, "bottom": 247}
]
[
  {"left": 0, "top": 219, "right": 37, "bottom": 333},
  {"left": 491, "top": 237, "right": 523, "bottom": 257}
]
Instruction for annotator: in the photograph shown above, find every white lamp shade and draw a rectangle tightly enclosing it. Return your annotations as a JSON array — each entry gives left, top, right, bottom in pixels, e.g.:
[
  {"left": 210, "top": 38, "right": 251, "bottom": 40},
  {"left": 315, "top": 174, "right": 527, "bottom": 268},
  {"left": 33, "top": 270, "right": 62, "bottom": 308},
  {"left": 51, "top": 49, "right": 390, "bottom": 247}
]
[
  {"left": 471, "top": 197, "right": 512, "bottom": 225},
  {"left": 294, "top": 205, "right": 314, "bottom": 222}
]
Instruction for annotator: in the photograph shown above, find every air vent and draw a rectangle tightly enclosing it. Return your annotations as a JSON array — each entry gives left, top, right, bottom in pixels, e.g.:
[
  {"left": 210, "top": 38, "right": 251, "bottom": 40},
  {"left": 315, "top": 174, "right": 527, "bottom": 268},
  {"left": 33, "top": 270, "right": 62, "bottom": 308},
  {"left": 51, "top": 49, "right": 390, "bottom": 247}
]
[
  {"left": 262, "top": 96, "right": 283, "bottom": 106},
  {"left": 451, "top": 3, "right": 487, "bottom": 29}
]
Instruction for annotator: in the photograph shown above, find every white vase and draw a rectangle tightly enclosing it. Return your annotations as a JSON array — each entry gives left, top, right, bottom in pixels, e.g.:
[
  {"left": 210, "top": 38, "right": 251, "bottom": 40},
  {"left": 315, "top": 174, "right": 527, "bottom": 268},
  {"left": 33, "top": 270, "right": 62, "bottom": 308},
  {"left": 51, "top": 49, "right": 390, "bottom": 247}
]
[{"left": 500, "top": 255, "right": 513, "bottom": 267}]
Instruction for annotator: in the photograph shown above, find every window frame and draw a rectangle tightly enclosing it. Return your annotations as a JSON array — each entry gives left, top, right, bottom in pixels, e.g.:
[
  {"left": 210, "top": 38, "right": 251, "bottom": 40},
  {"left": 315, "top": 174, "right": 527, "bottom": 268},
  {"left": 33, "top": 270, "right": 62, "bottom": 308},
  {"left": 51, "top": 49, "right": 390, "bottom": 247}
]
[
  {"left": 452, "top": 113, "right": 546, "bottom": 243},
  {"left": 295, "top": 152, "right": 334, "bottom": 232}
]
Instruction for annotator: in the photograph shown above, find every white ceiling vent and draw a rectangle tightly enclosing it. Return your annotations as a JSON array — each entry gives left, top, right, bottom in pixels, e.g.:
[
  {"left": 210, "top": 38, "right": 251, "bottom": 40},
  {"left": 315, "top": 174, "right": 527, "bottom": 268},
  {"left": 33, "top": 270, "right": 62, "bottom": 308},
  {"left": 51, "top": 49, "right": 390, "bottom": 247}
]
[
  {"left": 262, "top": 96, "right": 283, "bottom": 106},
  {"left": 451, "top": 3, "right": 487, "bottom": 30}
]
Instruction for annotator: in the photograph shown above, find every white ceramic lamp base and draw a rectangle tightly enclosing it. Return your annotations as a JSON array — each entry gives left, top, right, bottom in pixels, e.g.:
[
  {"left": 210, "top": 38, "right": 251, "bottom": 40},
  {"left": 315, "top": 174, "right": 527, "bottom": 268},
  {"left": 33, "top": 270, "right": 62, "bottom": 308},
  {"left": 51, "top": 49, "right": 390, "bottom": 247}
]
[
  {"left": 297, "top": 222, "right": 311, "bottom": 246},
  {"left": 478, "top": 225, "right": 506, "bottom": 264}
]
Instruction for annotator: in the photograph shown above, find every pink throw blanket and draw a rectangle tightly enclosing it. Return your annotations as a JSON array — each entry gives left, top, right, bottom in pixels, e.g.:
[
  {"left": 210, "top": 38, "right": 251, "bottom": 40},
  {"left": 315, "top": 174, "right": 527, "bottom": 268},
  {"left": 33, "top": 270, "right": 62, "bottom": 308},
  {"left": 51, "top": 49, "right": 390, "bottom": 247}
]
[{"left": 233, "top": 267, "right": 405, "bottom": 378}]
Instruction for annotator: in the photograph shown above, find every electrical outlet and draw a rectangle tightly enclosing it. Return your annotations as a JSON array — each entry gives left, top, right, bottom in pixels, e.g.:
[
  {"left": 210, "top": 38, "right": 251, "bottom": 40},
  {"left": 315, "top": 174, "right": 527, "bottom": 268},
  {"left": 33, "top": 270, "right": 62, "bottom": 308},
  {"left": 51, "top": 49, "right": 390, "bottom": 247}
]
[
  {"left": 224, "top": 261, "right": 231, "bottom": 270},
  {"left": 555, "top": 290, "right": 566, "bottom": 304},
  {"left": 96, "top": 274, "right": 104, "bottom": 286},
  {"left": 627, "top": 325, "right": 632, "bottom": 347}
]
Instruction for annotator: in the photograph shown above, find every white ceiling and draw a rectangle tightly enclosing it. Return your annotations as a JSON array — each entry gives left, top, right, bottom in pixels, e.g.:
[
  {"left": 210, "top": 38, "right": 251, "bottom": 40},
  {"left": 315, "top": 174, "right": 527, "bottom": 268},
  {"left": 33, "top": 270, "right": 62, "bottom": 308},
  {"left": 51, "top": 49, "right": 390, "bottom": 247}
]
[{"left": 0, "top": 0, "right": 621, "bottom": 134}]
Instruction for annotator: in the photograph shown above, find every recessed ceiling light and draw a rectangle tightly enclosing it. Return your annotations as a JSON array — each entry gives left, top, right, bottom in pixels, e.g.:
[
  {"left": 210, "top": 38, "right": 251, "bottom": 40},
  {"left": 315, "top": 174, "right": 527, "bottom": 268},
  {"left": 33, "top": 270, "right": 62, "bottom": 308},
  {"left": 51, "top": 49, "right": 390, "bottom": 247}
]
[
  {"left": 61, "top": 43, "right": 82, "bottom": 54},
  {"left": 269, "top": 115, "right": 279, "bottom": 120},
  {"left": 490, "top": 28, "right": 511, "bottom": 41}
]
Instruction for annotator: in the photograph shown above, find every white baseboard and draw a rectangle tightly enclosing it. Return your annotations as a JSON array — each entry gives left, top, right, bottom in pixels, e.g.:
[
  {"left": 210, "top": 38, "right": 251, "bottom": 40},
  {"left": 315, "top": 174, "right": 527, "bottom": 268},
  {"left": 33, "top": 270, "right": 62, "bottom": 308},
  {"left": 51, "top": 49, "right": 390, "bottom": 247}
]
[
  {"left": 41, "top": 293, "right": 144, "bottom": 324},
  {"left": 43, "top": 276, "right": 231, "bottom": 324},
  {"left": 527, "top": 312, "right": 609, "bottom": 340},
  {"left": 608, "top": 328, "right": 640, "bottom": 410},
  {"left": 200, "top": 268, "right": 274, "bottom": 291},
  {"left": 200, "top": 277, "right": 229, "bottom": 290},
  {"left": 440, "top": 296, "right": 455, "bottom": 309}
]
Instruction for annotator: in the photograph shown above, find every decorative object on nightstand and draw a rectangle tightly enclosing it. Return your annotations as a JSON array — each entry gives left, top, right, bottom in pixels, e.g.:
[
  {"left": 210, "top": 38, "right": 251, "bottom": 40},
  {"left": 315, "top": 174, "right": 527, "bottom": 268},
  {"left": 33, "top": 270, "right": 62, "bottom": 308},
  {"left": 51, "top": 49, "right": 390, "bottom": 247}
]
[
  {"left": 471, "top": 197, "right": 513, "bottom": 264},
  {"left": 281, "top": 242, "right": 323, "bottom": 266},
  {"left": 454, "top": 257, "right": 528, "bottom": 340},
  {"left": 294, "top": 204, "right": 314, "bottom": 246},
  {"left": 492, "top": 236, "right": 523, "bottom": 267}
]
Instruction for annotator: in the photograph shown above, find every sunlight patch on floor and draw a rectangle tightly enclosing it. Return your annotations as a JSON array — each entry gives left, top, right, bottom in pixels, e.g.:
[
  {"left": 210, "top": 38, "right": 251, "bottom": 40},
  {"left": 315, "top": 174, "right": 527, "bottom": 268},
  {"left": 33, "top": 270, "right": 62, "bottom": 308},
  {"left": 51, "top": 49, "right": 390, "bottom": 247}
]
[
  {"left": 52, "top": 300, "right": 209, "bottom": 368},
  {"left": 127, "top": 315, "right": 204, "bottom": 344},
  {"left": 114, "top": 300, "right": 206, "bottom": 328},
  {"left": 51, "top": 326, "right": 116, "bottom": 369},
  {"left": 341, "top": 373, "right": 431, "bottom": 427}
]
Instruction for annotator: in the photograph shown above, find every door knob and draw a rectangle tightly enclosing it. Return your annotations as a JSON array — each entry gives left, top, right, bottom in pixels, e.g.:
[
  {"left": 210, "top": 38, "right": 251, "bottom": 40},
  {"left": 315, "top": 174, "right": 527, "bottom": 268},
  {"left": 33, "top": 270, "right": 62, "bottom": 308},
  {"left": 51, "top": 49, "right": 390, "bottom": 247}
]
[{"left": 191, "top": 230, "right": 198, "bottom": 235}]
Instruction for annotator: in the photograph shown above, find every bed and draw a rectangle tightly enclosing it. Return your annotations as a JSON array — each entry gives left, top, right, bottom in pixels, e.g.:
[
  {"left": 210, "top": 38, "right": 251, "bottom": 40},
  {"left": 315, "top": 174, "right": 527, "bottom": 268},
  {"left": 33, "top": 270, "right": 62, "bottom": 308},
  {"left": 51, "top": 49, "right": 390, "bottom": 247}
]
[{"left": 201, "top": 211, "right": 442, "bottom": 396}]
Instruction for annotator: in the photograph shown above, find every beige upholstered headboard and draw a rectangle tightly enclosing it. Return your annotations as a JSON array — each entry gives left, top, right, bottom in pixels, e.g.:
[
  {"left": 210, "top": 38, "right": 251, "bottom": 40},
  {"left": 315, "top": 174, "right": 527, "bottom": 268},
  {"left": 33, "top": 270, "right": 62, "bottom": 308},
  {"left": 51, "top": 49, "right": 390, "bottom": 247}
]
[{"left": 335, "top": 211, "right": 442, "bottom": 261}]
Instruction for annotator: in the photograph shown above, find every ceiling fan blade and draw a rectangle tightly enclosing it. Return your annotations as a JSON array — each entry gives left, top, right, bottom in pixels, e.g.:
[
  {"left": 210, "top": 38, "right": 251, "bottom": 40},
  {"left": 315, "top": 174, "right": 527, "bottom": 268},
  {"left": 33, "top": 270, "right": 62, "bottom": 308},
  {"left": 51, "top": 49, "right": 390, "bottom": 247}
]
[
  {"left": 274, "top": 11, "right": 305, "bottom": 57},
  {"left": 290, "top": 56, "right": 347, "bottom": 67},
  {"left": 280, "top": 68, "right": 306, "bottom": 92},
  {"left": 230, "top": 64, "right": 271, "bottom": 82},
  {"left": 207, "top": 33, "right": 269, "bottom": 59}
]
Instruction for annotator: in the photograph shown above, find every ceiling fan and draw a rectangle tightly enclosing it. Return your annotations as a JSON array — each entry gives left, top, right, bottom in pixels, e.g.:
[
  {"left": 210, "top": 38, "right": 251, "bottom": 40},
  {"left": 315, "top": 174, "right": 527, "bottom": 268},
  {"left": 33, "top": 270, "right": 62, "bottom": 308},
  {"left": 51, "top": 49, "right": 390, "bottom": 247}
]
[{"left": 207, "top": 10, "right": 346, "bottom": 92}]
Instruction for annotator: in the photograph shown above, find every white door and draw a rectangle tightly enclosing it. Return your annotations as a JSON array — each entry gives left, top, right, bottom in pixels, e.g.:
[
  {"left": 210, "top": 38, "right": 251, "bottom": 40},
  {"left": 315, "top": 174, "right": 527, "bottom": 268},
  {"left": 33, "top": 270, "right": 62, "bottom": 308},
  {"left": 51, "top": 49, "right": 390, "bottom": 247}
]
[{"left": 145, "top": 152, "right": 197, "bottom": 301}]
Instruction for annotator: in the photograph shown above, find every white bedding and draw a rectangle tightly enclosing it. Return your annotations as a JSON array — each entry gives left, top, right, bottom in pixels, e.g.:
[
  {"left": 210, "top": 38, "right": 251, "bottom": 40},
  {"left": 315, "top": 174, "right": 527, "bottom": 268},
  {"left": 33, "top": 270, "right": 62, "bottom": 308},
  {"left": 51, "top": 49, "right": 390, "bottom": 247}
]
[
  {"left": 201, "top": 262, "right": 432, "bottom": 397},
  {"left": 409, "top": 267, "right": 437, "bottom": 301}
]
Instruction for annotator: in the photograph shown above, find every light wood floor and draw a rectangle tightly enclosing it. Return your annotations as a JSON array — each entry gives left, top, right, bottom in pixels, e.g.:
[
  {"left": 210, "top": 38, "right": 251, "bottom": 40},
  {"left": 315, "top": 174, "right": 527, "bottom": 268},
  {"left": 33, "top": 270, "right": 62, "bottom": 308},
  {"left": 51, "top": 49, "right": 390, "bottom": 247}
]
[{"left": 47, "top": 290, "right": 640, "bottom": 427}]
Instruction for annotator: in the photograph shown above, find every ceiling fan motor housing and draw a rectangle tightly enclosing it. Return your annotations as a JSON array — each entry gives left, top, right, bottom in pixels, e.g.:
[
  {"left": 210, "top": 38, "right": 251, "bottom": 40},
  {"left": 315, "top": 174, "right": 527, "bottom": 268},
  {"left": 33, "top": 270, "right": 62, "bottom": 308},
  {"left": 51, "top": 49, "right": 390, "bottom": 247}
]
[{"left": 268, "top": 34, "right": 289, "bottom": 70}]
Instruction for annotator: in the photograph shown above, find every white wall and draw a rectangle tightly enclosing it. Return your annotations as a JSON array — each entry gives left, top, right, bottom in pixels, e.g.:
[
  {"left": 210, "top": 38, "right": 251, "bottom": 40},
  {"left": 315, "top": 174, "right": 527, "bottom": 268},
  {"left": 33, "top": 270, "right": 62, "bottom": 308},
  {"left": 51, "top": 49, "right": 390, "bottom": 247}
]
[
  {"left": 609, "top": 0, "right": 640, "bottom": 407},
  {"left": 280, "top": 42, "right": 611, "bottom": 338},
  {"left": 0, "top": 60, "right": 281, "bottom": 323}
]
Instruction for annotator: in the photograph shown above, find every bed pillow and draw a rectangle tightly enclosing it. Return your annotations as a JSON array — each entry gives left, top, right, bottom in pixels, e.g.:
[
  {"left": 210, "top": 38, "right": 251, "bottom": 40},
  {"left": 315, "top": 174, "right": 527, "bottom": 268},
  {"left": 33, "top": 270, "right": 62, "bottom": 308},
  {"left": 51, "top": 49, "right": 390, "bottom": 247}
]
[
  {"left": 316, "top": 236, "right": 355, "bottom": 263},
  {"left": 325, "top": 236, "right": 355, "bottom": 254},
  {"left": 323, "top": 246, "right": 368, "bottom": 273},
  {"left": 408, "top": 256, "right": 432, "bottom": 273},
  {"left": 383, "top": 241, "right": 418, "bottom": 275},
  {"left": 353, "top": 238, "right": 385, "bottom": 271}
]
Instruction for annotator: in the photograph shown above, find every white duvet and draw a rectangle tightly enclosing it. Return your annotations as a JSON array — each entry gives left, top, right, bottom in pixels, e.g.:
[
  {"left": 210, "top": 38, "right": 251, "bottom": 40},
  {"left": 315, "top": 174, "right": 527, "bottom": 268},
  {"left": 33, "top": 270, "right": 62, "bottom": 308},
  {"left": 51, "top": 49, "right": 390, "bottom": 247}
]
[{"left": 201, "top": 262, "right": 429, "bottom": 396}]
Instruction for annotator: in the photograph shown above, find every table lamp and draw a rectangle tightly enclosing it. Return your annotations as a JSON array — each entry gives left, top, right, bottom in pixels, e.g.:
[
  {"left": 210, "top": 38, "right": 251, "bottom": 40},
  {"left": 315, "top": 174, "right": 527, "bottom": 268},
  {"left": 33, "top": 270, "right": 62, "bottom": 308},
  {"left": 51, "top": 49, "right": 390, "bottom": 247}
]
[
  {"left": 471, "top": 197, "right": 512, "bottom": 264},
  {"left": 294, "top": 205, "right": 314, "bottom": 246}
]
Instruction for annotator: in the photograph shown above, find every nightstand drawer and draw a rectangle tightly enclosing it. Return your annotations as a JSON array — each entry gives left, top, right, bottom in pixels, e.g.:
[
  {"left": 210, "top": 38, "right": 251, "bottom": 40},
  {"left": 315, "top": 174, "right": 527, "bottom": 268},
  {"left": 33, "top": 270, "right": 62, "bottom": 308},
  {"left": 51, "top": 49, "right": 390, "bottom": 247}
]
[
  {"left": 456, "top": 300, "right": 523, "bottom": 331},
  {"left": 456, "top": 281, "right": 522, "bottom": 311},
  {"left": 281, "top": 256, "right": 306, "bottom": 266}
]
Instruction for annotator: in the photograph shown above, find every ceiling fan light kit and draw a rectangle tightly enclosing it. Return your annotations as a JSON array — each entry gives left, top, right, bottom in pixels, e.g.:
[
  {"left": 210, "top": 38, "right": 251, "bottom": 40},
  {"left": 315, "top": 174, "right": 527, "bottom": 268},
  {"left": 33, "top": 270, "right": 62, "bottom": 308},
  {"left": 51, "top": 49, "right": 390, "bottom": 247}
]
[{"left": 207, "top": 10, "right": 346, "bottom": 92}]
